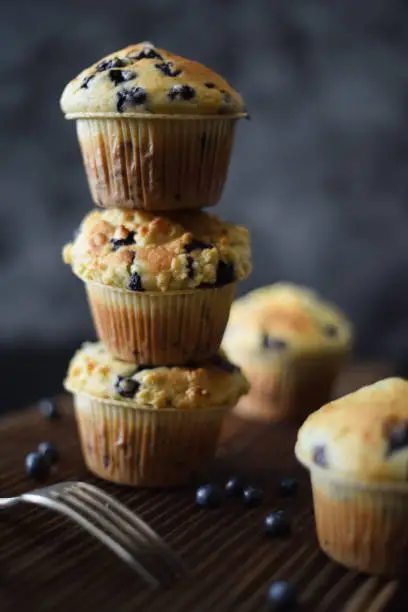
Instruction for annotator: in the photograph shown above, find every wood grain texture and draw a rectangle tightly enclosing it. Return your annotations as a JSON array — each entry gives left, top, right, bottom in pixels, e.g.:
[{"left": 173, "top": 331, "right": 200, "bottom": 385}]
[{"left": 0, "top": 363, "right": 406, "bottom": 612}]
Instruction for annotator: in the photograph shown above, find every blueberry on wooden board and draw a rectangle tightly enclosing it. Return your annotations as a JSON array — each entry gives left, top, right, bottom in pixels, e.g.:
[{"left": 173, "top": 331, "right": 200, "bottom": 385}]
[
  {"left": 168, "top": 84, "right": 196, "bottom": 101},
  {"left": 117, "top": 87, "right": 147, "bottom": 113},
  {"left": 38, "top": 442, "right": 59, "bottom": 465},
  {"left": 243, "top": 485, "right": 263, "bottom": 507},
  {"left": 267, "top": 581, "right": 298, "bottom": 610},
  {"left": 25, "top": 452, "right": 50, "bottom": 481},
  {"left": 196, "top": 484, "right": 224, "bottom": 509},
  {"left": 264, "top": 511, "right": 291, "bottom": 537},
  {"left": 39, "top": 398, "right": 60, "bottom": 420},
  {"left": 225, "top": 476, "right": 243, "bottom": 497},
  {"left": 128, "top": 272, "right": 144, "bottom": 291},
  {"left": 279, "top": 478, "right": 299, "bottom": 497},
  {"left": 111, "top": 231, "right": 136, "bottom": 251},
  {"left": 115, "top": 376, "right": 140, "bottom": 399}
]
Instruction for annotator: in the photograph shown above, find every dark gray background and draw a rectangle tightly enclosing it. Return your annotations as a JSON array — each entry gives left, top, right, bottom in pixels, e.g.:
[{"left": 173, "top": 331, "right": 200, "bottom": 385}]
[{"left": 1, "top": 0, "right": 408, "bottom": 407}]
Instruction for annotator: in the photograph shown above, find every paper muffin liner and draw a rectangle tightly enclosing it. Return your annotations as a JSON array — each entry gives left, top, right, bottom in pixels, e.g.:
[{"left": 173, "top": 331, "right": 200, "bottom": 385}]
[
  {"left": 71, "top": 391, "right": 228, "bottom": 487},
  {"left": 233, "top": 350, "right": 349, "bottom": 422},
  {"left": 83, "top": 278, "right": 237, "bottom": 365},
  {"left": 75, "top": 115, "right": 240, "bottom": 211},
  {"left": 308, "top": 467, "right": 408, "bottom": 576}
]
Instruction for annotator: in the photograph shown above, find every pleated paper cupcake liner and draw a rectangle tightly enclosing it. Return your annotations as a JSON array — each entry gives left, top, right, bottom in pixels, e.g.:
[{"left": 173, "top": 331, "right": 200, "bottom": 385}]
[
  {"left": 83, "top": 279, "right": 237, "bottom": 365},
  {"left": 71, "top": 391, "right": 228, "bottom": 487},
  {"left": 75, "top": 115, "right": 240, "bottom": 211}
]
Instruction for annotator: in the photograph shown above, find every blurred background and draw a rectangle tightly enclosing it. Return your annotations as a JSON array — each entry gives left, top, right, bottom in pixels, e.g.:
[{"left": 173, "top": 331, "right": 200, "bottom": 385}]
[{"left": 1, "top": 0, "right": 408, "bottom": 410}]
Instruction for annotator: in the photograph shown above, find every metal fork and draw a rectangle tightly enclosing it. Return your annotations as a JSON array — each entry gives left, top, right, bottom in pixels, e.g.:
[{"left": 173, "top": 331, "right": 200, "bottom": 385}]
[{"left": 0, "top": 481, "right": 186, "bottom": 588}]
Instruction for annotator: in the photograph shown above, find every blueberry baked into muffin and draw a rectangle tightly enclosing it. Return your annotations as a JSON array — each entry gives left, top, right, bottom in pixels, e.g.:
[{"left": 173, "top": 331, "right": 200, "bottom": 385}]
[
  {"left": 63, "top": 208, "right": 252, "bottom": 364},
  {"left": 295, "top": 377, "right": 408, "bottom": 576},
  {"left": 60, "top": 42, "right": 247, "bottom": 211},
  {"left": 65, "top": 342, "right": 249, "bottom": 487},
  {"left": 222, "top": 283, "right": 352, "bottom": 422}
]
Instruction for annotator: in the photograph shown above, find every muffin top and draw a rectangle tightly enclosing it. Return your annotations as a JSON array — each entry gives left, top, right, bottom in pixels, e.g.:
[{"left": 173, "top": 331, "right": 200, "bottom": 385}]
[
  {"left": 63, "top": 208, "right": 251, "bottom": 292},
  {"left": 60, "top": 42, "right": 246, "bottom": 118},
  {"left": 295, "top": 377, "right": 408, "bottom": 483},
  {"left": 222, "top": 283, "right": 352, "bottom": 367},
  {"left": 64, "top": 342, "right": 249, "bottom": 410}
]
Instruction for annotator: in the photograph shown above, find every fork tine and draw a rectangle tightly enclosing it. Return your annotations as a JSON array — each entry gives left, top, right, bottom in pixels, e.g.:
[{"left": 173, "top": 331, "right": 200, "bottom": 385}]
[
  {"left": 29, "top": 494, "right": 161, "bottom": 588},
  {"left": 67, "top": 486, "right": 178, "bottom": 586},
  {"left": 76, "top": 482, "right": 187, "bottom": 575}
]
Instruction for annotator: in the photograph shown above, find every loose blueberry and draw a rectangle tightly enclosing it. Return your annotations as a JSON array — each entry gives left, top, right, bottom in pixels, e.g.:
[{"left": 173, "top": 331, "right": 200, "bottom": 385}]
[
  {"left": 279, "top": 478, "right": 299, "bottom": 498},
  {"left": 262, "top": 335, "right": 288, "bottom": 351},
  {"left": 131, "top": 46, "right": 163, "bottom": 61},
  {"left": 117, "top": 87, "right": 147, "bottom": 113},
  {"left": 39, "top": 398, "right": 60, "bottom": 420},
  {"left": 168, "top": 84, "right": 196, "bottom": 101},
  {"left": 243, "top": 485, "right": 263, "bottom": 507},
  {"left": 155, "top": 61, "right": 182, "bottom": 77},
  {"left": 225, "top": 476, "right": 243, "bottom": 497},
  {"left": 128, "top": 272, "right": 144, "bottom": 291},
  {"left": 204, "top": 82, "right": 216, "bottom": 88},
  {"left": 38, "top": 442, "right": 59, "bottom": 466},
  {"left": 80, "top": 74, "right": 95, "bottom": 89},
  {"left": 215, "top": 260, "right": 235, "bottom": 286},
  {"left": 111, "top": 231, "right": 136, "bottom": 251},
  {"left": 115, "top": 376, "right": 140, "bottom": 398},
  {"left": 25, "top": 452, "right": 50, "bottom": 481},
  {"left": 196, "top": 484, "right": 224, "bottom": 509},
  {"left": 267, "top": 581, "right": 298, "bottom": 610},
  {"left": 264, "top": 511, "right": 291, "bottom": 537},
  {"left": 109, "top": 69, "right": 137, "bottom": 86},
  {"left": 96, "top": 57, "right": 129, "bottom": 72}
]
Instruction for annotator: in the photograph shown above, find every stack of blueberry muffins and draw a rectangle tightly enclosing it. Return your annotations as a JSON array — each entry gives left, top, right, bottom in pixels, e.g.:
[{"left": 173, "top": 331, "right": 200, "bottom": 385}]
[{"left": 60, "top": 42, "right": 251, "bottom": 487}]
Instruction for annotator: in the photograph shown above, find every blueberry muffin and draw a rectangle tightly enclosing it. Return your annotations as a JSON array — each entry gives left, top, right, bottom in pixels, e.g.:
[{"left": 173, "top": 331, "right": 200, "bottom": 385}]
[
  {"left": 65, "top": 342, "right": 249, "bottom": 487},
  {"left": 295, "top": 377, "right": 408, "bottom": 576},
  {"left": 60, "top": 42, "right": 247, "bottom": 211},
  {"left": 222, "top": 283, "right": 352, "bottom": 422},
  {"left": 63, "top": 208, "right": 252, "bottom": 364}
]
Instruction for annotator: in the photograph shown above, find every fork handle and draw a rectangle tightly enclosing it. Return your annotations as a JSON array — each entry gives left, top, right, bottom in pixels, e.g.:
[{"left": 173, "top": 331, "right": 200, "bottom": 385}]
[{"left": 0, "top": 496, "right": 21, "bottom": 508}]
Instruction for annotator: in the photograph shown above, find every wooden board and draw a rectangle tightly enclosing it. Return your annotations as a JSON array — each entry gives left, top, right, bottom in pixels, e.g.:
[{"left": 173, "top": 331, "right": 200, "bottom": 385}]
[{"left": 0, "top": 362, "right": 406, "bottom": 612}]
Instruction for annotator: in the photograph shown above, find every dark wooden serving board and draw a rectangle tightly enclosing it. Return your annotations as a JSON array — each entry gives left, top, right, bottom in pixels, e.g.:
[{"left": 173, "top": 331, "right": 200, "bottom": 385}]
[{"left": 0, "top": 362, "right": 406, "bottom": 612}]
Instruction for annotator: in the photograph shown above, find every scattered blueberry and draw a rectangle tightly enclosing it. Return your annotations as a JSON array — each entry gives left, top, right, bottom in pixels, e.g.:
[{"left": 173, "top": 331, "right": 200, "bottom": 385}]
[
  {"left": 264, "top": 511, "right": 291, "bottom": 537},
  {"left": 168, "top": 84, "right": 196, "bottom": 101},
  {"left": 115, "top": 376, "right": 140, "bottom": 399},
  {"left": 39, "top": 398, "right": 60, "bottom": 420},
  {"left": 109, "top": 69, "right": 137, "bottom": 86},
  {"left": 96, "top": 57, "right": 129, "bottom": 72},
  {"left": 262, "top": 335, "right": 288, "bottom": 351},
  {"left": 117, "top": 87, "right": 147, "bottom": 113},
  {"left": 204, "top": 82, "right": 216, "bottom": 88},
  {"left": 80, "top": 74, "right": 95, "bottom": 89},
  {"left": 25, "top": 452, "right": 50, "bottom": 481},
  {"left": 279, "top": 478, "right": 299, "bottom": 498},
  {"left": 155, "top": 61, "right": 182, "bottom": 77},
  {"left": 313, "top": 444, "right": 328, "bottom": 468},
  {"left": 111, "top": 231, "right": 136, "bottom": 251},
  {"left": 386, "top": 420, "right": 408, "bottom": 456},
  {"left": 196, "top": 484, "right": 224, "bottom": 509},
  {"left": 267, "top": 581, "right": 298, "bottom": 610},
  {"left": 38, "top": 442, "right": 59, "bottom": 466},
  {"left": 243, "top": 485, "right": 263, "bottom": 507},
  {"left": 225, "top": 476, "right": 243, "bottom": 497},
  {"left": 131, "top": 46, "right": 163, "bottom": 61},
  {"left": 128, "top": 272, "right": 144, "bottom": 291}
]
